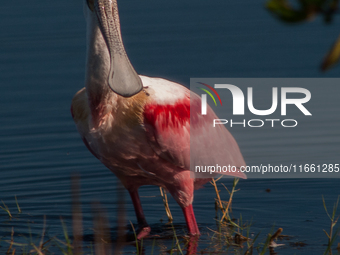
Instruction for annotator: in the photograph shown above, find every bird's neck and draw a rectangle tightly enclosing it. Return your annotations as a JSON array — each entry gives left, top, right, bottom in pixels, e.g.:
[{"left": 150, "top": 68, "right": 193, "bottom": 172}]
[
  {"left": 83, "top": 13, "right": 148, "bottom": 128},
  {"left": 84, "top": 13, "right": 117, "bottom": 121}
]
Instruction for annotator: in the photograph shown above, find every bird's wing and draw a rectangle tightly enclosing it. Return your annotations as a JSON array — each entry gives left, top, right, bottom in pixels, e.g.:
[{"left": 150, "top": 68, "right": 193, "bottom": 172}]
[{"left": 141, "top": 76, "right": 246, "bottom": 179}]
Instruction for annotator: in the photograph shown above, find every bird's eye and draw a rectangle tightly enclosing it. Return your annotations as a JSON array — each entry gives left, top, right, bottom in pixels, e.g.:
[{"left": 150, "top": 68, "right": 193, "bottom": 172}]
[{"left": 86, "top": 0, "right": 94, "bottom": 12}]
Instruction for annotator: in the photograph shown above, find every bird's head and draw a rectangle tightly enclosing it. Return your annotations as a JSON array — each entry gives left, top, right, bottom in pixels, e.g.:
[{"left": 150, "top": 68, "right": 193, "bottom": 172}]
[{"left": 84, "top": 0, "right": 143, "bottom": 98}]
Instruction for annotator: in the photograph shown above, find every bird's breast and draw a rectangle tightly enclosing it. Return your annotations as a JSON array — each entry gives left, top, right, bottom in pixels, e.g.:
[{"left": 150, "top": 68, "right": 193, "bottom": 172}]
[{"left": 75, "top": 89, "right": 154, "bottom": 167}]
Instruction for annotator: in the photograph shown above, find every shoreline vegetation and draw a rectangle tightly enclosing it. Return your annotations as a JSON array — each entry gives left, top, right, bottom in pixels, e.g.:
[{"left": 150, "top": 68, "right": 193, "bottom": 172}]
[{"left": 1, "top": 176, "right": 339, "bottom": 255}]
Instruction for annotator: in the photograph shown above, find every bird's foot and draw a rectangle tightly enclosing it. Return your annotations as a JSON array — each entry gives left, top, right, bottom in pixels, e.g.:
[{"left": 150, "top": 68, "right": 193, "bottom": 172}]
[{"left": 136, "top": 225, "right": 151, "bottom": 240}]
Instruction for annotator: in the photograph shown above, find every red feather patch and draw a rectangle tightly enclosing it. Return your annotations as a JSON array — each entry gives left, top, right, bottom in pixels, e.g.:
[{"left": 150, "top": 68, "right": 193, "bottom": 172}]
[{"left": 144, "top": 99, "right": 190, "bottom": 129}]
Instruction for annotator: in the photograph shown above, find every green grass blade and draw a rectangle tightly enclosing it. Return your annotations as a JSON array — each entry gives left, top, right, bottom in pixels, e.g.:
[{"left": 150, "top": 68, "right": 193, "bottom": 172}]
[{"left": 15, "top": 196, "right": 21, "bottom": 214}]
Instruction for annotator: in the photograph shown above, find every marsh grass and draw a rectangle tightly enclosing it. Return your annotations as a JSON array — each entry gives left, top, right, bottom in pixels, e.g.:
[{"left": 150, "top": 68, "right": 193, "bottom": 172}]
[
  {"left": 2, "top": 178, "right": 340, "bottom": 254},
  {"left": 15, "top": 196, "right": 21, "bottom": 215},
  {"left": 0, "top": 178, "right": 279, "bottom": 255},
  {"left": 1, "top": 200, "right": 13, "bottom": 218},
  {"left": 2, "top": 216, "right": 59, "bottom": 255},
  {"left": 322, "top": 195, "right": 340, "bottom": 255},
  {"left": 159, "top": 187, "right": 173, "bottom": 223},
  {"left": 210, "top": 177, "right": 287, "bottom": 255}
]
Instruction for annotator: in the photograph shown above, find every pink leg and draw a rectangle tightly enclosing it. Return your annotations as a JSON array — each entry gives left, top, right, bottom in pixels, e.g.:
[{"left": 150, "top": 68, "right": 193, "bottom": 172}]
[
  {"left": 128, "top": 189, "right": 151, "bottom": 239},
  {"left": 165, "top": 171, "right": 199, "bottom": 236},
  {"left": 182, "top": 204, "right": 200, "bottom": 235}
]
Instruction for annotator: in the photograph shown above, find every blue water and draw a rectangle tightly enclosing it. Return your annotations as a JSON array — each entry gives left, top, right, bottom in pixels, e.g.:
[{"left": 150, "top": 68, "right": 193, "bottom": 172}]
[{"left": 1, "top": 0, "right": 340, "bottom": 254}]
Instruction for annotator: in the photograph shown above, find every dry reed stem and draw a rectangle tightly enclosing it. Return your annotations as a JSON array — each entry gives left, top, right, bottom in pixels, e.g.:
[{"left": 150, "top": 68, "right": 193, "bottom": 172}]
[
  {"left": 160, "top": 187, "right": 173, "bottom": 222},
  {"left": 71, "top": 174, "right": 83, "bottom": 255},
  {"left": 114, "top": 182, "right": 126, "bottom": 254},
  {"left": 1, "top": 200, "right": 12, "bottom": 218},
  {"left": 6, "top": 227, "right": 14, "bottom": 254},
  {"left": 32, "top": 244, "right": 44, "bottom": 255},
  {"left": 210, "top": 178, "right": 224, "bottom": 212},
  {"left": 220, "top": 179, "right": 239, "bottom": 223},
  {"left": 92, "top": 202, "right": 112, "bottom": 255},
  {"left": 270, "top": 228, "right": 283, "bottom": 243},
  {"left": 38, "top": 215, "right": 46, "bottom": 252}
]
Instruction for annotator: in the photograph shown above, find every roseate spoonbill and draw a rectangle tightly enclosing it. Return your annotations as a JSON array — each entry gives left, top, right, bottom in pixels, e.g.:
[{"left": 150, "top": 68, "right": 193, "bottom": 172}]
[{"left": 71, "top": 0, "right": 246, "bottom": 239}]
